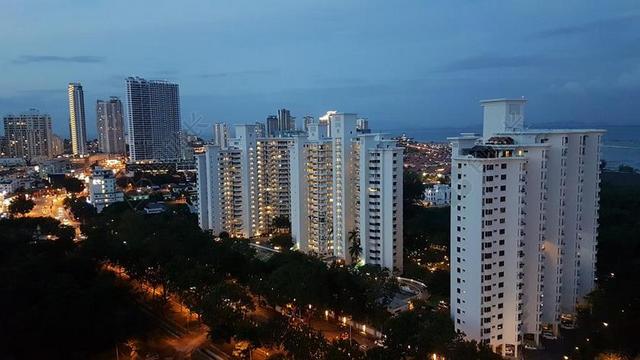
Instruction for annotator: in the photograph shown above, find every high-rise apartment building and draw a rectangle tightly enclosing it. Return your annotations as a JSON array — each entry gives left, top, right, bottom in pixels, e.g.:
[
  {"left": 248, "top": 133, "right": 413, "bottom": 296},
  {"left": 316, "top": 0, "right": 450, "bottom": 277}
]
[
  {"left": 266, "top": 115, "right": 278, "bottom": 137},
  {"left": 256, "top": 137, "right": 294, "bottom": 235},
  {"left": 88, "top": 167, "right": 124, "bottom": 213},
  {"left": 302, "top": 115, "right": 315, "bottom": 132},
  {"left": 68, "top": 83, "right": 88, "bottom": 156},
  {"left": 449, "top": 99, "right": 604, "bottom": 357},
  {"left": 51, "top": 134, "right": 65, "bottom": 156},
  {"left": 212, "top": 122, "right": 229, "bottom": 148},
  {"left": 3, "top": 111, "right": 53, "bottom": 160},
  {"left": 265, "top": 108, "right": 295, "bottom": 136},
  {"left": 291, "top": 113, "right": 404, "bottom": 272},
  {"left": 126, "top": 77, "right": 181, "bottom": 161},
  {"left": 96, "top": 97, "right": 126, "bottom": 154},
  {"left": 197, "top": 112, "right": 403, "bottom": 272}
]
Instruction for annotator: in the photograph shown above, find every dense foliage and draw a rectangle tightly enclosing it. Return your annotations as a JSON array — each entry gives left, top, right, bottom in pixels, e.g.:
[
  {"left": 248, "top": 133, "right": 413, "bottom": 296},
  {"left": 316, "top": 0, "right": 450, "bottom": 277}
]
[
  {"left": 80, "top": 205, "right": 496, "bottom": 359},
  {"left": 7, "top": 194, "right": 35, "bottom": 217},
  {"left": 0, "top": 217, "right": 147, "bottom": 359}
]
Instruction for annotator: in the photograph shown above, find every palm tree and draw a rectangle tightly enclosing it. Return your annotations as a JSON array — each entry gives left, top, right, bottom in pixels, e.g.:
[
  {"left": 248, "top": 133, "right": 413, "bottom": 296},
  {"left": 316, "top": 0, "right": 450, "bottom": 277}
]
[{"left": 348, "top": 230, "right": 361, "bottom": 264}]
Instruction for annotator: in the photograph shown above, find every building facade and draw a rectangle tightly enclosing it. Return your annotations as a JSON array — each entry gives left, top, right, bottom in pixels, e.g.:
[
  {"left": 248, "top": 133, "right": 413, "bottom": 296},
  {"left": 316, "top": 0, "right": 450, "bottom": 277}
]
[
  {"left": 196, "top": 112, "right": 404, "bottom": 273},
  {"left": 126, "top": 77, "right": 181, "bottom": 161},
  {"left": 425, "top": 184, "right": 451, "bottom": 206},
  {"left": 212, "top": 122, "right": 229, "bottom": 148},
  {"left": 97, "top": 97, "right": 126, "bottom": 154},
  {"left": 3, "top": 111, "right": 53, "bottom": 160},
  {"left": 88, "top": 167, "right": 124, "bottom": 213},
  {"left": 68, "top": 83, "right": 88, "bottom": 156},
  {"left": 449, "top": 99, "right": 604, "bottom": 357}
]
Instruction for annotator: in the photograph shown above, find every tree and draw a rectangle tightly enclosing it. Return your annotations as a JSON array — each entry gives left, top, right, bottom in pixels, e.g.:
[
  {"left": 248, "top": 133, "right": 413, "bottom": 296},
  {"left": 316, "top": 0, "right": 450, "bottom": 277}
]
[
  {"left": 348, "top": 230, "right": 361, "bottom": 263},
  {"left": 63, "top": 195, "right": 97, "bottom": 222},
  {"left": 270, "top": 234, "right": 293, "bottom": 250},
  {"left": 403, "top": 170, "right": 426, "bottom": 209},
  {"left": 62, "top": 176, "right": 85, "bottom": 193},
  {"left": 8, "top": 194, "right": 35, "bottom": 217}
]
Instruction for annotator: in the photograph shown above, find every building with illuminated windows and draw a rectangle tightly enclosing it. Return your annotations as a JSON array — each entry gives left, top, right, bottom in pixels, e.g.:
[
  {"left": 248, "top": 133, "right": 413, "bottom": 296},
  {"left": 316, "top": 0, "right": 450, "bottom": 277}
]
[
  {"left": 96, "top": 97, "right": 126, "bottom": 155},
  {"left": 196, "top": 112, "right": 404, "bottom": 272},
  {"left": 3, "top": 110, "right": 53, "bottom": 161},
  {"left": 88, "top": 167, "right": 124, "bottom": 213},
  {"left": 68, "top": 83, "right": 88, "bottom": 156},
  {"left": 449, "top": 99, "right": 604, "bottom": 357}
]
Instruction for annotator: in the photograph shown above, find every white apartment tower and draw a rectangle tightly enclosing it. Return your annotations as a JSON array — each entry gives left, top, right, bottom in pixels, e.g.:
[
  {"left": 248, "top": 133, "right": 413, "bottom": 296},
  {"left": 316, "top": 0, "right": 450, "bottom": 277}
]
[
  {"left": 68, "top": 83, "right": 88, "bottom": 156},
  {"left": 290, "top": 120, "right": 334, "bottom": 256},
  {"left": 256, "top": 137, "right": 294, "bottom": 235},
  {"left": 449, "top": 99, "right": 604, "bottom": 357},
  {"left": 213, "top": 122, "right": 229, "bottom": 148},
  {"left": 354, "top": 134, "right": 403, "bottom": 272},
  {"left": 88, "top": 167, "right": 124, "bottom": 213},
  {"left": 290, "top": 114, "right": 404, "bottom": 272}
]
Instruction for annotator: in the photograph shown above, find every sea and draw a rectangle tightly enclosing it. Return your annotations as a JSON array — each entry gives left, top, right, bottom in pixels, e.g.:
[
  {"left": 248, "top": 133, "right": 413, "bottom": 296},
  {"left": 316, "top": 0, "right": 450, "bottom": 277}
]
[{"left": 382, "top": 125, "right": 640, "bottom": 170}]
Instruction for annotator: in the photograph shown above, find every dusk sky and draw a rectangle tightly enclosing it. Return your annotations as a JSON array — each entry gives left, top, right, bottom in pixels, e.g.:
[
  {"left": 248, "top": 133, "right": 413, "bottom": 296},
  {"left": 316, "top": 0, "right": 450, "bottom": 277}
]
[{"left": 1, "top": 0, "right": 639, "bottom": 139}]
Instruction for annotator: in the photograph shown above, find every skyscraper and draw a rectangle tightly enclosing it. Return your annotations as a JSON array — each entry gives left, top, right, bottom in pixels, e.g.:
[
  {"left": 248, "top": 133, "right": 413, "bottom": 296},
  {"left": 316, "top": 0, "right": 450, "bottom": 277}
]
[
  {"left": 266, "top": 115, "right": 278, "bottom": 137},
  {"left": 3, "top": 110, "right": 53, "bottom": 160},
  {"left": 126, "top": 77, "right": 181, "bottom": 161},
  {"left": 212, "top": 122, "right": 229, "bottom": 148},
  {"left": 96, "top": 97, "right": 126, "bottom": 154},
  {"left": 449, "top": 99, "right": 604, "bottom": 357},
  {"left": 68, "top": 83, "right": 88, "bottom": 156},
  {"left": 277, "top": 108, "right": 294, "bottom": 131}
]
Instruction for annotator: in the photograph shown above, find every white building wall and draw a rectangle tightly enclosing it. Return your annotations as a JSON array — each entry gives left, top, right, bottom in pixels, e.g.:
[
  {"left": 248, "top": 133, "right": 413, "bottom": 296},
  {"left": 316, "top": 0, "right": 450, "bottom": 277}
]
[{"left": 331, "top": 113, "right": 358, "bottom": 261}]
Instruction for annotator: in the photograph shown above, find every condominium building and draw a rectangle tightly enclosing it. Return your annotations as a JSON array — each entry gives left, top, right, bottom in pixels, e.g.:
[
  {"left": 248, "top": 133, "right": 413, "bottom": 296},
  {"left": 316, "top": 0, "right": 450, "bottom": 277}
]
[
  {"left": 68, "top": 83, "right": 88, "bottom": 156},
  {"left": 291, "top": 114, "right": 404, "bottom": 272},
  {"left": 212, "top": 122, "right": 229, "bottom": 148},
  {"left": 197, "top": 112, "right": 404, "bottom": 273},
  {"left": 3, "top": 111, "right": 53, "bottom": 160},
  {"left": 97, "top": 97, "right": 126, "bottom": 154},
  {"left": 88, "top": 167, "right": 124, "bottom": 213},
  {"left": 266, "top": 108, "right": 295, "bottom": 136},
  {"left": 290, "top": 119, "right": 334, "bottom": 256},
  {"left": 449, "top": 99, "right": 604, "bottom": 357},
  {"left": 256, "top": 137, "right": 294, "bottom": 235},
  {"left": 126, "top": 77, "right": 181, "bottom": 161},
  {"left": 51, "top": 134, "right": 65, "bottom": 156}
]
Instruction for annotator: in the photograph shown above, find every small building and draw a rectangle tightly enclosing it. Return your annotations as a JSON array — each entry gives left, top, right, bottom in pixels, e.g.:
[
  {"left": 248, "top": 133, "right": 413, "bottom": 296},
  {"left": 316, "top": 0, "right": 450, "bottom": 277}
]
[
  {"left": 88, "top": 167, "right": 124, "bottom": 213},
  {"left": 0, "top": 179, "right": 17, "bottom": 195},
  {"left": 143, "top": 202, "right": 167, "bottom": 215},
  {"left": 424, "top": 184, "right": 451, "bottom": 206}
]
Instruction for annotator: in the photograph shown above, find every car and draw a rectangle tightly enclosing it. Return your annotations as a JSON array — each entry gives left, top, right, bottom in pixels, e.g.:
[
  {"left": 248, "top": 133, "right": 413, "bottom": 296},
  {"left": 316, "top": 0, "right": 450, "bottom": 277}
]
[{"left": 541, "top": 331, "right": 557, "bottom": 340}]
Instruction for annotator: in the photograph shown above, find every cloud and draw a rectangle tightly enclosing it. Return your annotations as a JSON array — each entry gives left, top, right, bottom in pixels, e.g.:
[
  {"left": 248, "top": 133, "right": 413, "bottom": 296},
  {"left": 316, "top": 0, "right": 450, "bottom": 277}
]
[
  {"left": 196, "top": 69, "right": 277, "bottom": 78},
  {"left": 12, "top": 55, "right": 105, "bottom": 64},
  {"left": 531, "top": 14, "right": 640, "bottom": 39},
  {"left": 437, "top": 54, "right": 548, "bottom": 73}
]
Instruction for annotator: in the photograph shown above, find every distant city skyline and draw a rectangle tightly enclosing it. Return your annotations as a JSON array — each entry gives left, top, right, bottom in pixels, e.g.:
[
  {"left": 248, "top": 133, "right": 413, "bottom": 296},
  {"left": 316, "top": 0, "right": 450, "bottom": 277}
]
[{"left": 1, "top": 1, "right": 638, "bottom": 138}]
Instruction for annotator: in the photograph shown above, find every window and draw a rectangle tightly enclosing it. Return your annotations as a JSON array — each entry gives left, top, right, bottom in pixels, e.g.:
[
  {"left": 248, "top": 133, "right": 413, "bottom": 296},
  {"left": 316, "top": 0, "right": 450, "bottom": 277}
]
[
  {"left": 501, "top": 174, "right": 507, "bottom": 180},
  {"left": 501, "top": 164, "right": 507, "bottom": 169}
]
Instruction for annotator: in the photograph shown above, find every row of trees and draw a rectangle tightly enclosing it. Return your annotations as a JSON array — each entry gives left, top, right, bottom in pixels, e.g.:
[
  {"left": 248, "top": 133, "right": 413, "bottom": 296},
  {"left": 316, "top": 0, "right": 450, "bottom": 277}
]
[{"left": 80, "top": 202, "right": 498, "bottom": 359}]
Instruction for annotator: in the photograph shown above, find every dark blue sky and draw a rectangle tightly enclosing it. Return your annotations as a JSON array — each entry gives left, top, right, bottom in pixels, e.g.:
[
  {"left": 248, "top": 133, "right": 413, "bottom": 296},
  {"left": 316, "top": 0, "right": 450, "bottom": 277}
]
[{"left": 1, "top": 0, "right": 638, "bottom": 139}]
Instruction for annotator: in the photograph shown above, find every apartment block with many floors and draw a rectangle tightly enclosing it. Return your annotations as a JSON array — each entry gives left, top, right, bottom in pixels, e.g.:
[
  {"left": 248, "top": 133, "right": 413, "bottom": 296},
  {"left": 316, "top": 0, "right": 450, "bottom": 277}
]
[
  {"left": 449, "top": 99, "right": 604, "bottom": 357},
  {"left": 88, "top": 167, "right": 124, "bottom": 213},
  {"left": 197, "top": 112, "right": 404, "bottom": 273}
]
